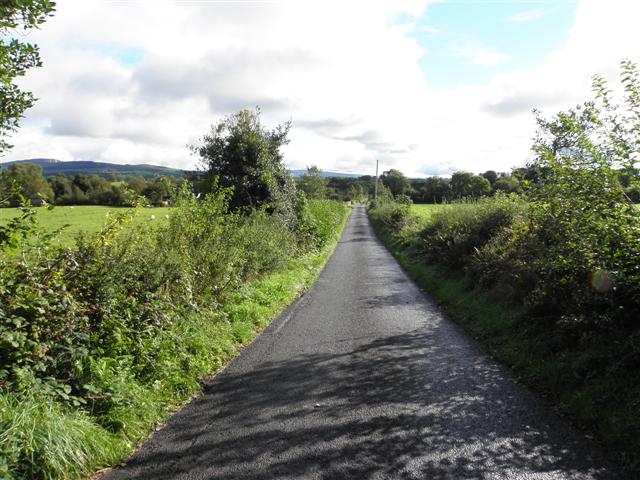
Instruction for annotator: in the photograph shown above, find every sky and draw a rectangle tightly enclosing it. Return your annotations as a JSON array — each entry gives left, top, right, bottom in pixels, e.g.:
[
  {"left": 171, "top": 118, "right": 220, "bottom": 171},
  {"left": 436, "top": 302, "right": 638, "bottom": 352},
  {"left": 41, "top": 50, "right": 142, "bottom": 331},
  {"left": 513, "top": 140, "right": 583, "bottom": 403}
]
[{"left": 3, "top": 0, "right": 640, "bottom": 177}]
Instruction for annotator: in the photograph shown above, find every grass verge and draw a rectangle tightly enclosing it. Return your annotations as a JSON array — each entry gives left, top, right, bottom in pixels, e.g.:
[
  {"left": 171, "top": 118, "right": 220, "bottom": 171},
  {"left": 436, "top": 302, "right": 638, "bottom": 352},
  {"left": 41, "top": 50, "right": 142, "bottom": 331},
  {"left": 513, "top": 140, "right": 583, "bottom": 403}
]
[
  {"left": 1, "top": 206, "right": 350, "bottom": 480},
  {"left": 370, "top": 213, "right": 638, "bottom": 476}
]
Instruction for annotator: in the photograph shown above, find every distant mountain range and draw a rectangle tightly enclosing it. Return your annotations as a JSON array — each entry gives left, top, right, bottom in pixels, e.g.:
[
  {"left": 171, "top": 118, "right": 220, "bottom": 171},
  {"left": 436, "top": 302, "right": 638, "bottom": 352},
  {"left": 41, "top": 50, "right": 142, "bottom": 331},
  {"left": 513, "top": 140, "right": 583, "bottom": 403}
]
[
  {"left": 0, "top": 159, "right": 365, "bottom": 179},
  {"left": 288, "top": 169, "right": 362, "bottom": 178},
  {"left": 0, "top": 159, "right": 187, "bottom": 179}
]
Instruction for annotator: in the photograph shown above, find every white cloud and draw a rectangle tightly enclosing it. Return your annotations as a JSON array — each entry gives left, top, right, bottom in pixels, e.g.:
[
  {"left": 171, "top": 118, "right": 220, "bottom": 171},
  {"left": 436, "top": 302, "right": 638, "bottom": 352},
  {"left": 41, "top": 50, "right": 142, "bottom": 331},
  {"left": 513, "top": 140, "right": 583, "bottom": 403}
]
[
  {"left": 506, "top": 10, "right": 543, "bottom": 23},
  {"left": 456, "top": 46, "right": 507, "bottom": 67},
  {"left": 3, "top": 0, "right": 640, "bottom": 178}
]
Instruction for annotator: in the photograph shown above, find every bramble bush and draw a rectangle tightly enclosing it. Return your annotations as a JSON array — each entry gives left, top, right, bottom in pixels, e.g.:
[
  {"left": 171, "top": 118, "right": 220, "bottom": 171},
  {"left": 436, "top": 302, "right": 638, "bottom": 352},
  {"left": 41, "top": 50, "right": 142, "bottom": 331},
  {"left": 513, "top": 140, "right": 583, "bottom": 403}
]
[
  {"left": 367, "top": 193, "right": 412, "bottom": 230},
  {"left": 372, "top": 60, "right": 640, "bottom": 333},
  {"left": 368, "top": 61, "right": 640, "bottom": 470},
  {"left": 420, "top": 194, "right": 525, "bottom": 272},
  {"left": 0, "top": 180, "right": 348, "bottom": 479}
]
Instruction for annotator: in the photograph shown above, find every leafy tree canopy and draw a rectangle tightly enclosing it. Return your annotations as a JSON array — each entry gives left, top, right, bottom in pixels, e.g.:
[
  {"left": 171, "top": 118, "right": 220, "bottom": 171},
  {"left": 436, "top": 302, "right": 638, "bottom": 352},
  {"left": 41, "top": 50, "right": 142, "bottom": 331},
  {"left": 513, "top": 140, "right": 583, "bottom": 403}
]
[
  {"left": 481, "top": 170, "right": 498, "bottom": 185},
  {"left": 381, "top": 168, "right": 411, "bottom": 197},
  {"left": 0, "top": 0, "right": 56, "bottom": 153},
  {"left": 192, "top": 108, "right": 298, "bottom": 221},
  {"left": 450, "top": 171, "right": 491, "bottom": 198},
  {"left": 1, "top": 162, "right": 53, "bottom": 203},
  {"left": 299, "top": 165, "right": 328, "bottom": 199},
  {"left": 494, "top": 175, "right": 521, "bottom": 194}
]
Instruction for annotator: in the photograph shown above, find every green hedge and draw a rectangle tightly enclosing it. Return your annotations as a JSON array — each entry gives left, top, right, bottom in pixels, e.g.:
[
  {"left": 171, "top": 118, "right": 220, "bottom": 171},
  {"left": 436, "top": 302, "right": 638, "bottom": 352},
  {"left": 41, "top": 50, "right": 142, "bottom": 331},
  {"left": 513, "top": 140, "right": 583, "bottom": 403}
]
[{"left": 0, "top": 189, "right": 349, "bottom": 479}]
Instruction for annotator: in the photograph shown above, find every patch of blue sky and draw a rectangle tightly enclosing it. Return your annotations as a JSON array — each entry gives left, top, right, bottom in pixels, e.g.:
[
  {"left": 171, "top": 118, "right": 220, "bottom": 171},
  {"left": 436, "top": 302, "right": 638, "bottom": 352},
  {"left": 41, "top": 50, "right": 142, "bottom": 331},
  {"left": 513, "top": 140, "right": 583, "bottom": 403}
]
[
  {"left": 412, "top": 0, "right": 579, "bottom": 89},
  {"left": 66, "top": 42, "right": 144, "bottom": 66}
]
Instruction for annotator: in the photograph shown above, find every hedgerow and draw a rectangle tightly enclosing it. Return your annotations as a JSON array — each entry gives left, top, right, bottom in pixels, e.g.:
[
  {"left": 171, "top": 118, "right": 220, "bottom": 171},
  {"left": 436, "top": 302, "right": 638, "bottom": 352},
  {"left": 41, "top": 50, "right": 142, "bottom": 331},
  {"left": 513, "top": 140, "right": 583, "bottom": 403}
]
[
  {"left": 368, "top": 61, "right": 640, "bottom": 472},
  {"left": 0, "top": 184, "right": 348, "bottom": 479}
]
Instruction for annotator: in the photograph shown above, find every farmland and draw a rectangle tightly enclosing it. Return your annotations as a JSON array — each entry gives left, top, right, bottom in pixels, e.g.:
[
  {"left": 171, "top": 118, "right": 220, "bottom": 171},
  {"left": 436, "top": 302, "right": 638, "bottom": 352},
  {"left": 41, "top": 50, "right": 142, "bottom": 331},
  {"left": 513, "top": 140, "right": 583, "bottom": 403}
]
[
  {"left": 0, "top": 206, "right": 169, "bottom": 247},
  {"left": 409, "top": 203, "right": 446, "bottom": 220}
]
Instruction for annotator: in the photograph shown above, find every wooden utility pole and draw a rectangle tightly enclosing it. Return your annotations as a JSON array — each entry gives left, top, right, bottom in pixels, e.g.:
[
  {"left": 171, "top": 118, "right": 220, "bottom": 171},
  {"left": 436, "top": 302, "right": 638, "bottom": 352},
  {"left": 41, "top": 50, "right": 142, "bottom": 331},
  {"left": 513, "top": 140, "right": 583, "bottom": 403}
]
[{"left": 374, "top": 159, "right": 379, "bottom": 201}]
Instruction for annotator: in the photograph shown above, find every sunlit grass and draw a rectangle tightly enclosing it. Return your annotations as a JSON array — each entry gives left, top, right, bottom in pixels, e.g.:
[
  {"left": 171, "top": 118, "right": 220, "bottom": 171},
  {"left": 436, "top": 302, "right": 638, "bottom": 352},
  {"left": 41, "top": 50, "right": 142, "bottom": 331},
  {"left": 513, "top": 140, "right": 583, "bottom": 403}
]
[
  {"left": 0, "top": 205, "right": 169, "bottom": 247},
  {"left": 410, "top": 203, "right": 447, "bottom": 220}
]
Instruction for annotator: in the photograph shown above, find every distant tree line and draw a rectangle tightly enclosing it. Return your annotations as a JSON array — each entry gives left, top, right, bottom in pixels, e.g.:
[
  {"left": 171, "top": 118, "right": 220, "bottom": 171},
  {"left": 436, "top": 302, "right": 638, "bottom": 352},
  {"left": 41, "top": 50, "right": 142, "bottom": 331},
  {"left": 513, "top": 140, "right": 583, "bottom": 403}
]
[
  {"left": 374, "top": 166, "right": 639, "bottom": 204},
  {"left": 0, "top": 163, "right": 187, "bottom": 207},
  {"left": 295, "top": 166, "right": 522, "bottom": 204},
  {"left": 4, "top": 157, "right": 638, "bottom": 209},
  {"left": 295, "top": 166, "right": 373, "bottom": 202}
]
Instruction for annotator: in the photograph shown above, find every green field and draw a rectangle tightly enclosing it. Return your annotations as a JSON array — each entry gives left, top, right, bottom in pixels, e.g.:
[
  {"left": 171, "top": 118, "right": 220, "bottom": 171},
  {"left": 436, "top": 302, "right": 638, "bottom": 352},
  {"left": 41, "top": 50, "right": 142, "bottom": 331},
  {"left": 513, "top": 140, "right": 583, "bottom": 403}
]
[
  {"left": 0, "top": 205, "right": 169, "bottom": 247},
  {"left": 410, "top": 203, "right": 447, "bottom": 219}
]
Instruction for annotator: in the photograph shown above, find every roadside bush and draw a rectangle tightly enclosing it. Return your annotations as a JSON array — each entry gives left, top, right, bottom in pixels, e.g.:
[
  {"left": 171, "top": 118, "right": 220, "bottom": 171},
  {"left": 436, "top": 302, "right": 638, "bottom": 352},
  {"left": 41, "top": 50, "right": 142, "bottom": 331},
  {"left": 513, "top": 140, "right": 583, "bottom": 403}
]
[
  {"left": 298, "top": 198, "right": 351, "bottom": 249},
  {"left": 415, "top": 62, "right": 640, "bottom": 330},
  {"left": 420, "top": 194, "right": 524, "bottom": 271},
  {"left": 518, "top": 61, "right": 640, "bottom": 329},
  {"left": 367, "top": 61, "right": 640, "bottom": 472},
  {"left": 0, "top": 183, "right": 349, "bottom": 478},
  {"left": 367, "top": 198, "right": 411, "bottom": 230}
]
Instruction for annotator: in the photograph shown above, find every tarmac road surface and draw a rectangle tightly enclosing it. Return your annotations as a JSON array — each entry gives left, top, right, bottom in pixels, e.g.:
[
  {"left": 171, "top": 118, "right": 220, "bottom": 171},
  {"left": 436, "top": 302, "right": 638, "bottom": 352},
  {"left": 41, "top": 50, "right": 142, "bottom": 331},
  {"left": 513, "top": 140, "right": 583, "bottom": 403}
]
[{"left": 103, "top": 204, "right": 621, "bottom": 480}]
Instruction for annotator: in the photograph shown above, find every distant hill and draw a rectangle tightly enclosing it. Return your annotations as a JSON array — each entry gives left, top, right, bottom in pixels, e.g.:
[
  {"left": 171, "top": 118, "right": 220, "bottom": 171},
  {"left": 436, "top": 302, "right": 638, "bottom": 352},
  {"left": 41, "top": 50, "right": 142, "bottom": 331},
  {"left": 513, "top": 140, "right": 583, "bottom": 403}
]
[
  {"left": 289, "top": 169, "right": 363, "bottom": 178},
  {"left": 0, "top": 159, "right": 188, "bottom": 179},
  {"left": 0, "top": 159, "right": 366, "bottom": 180}
]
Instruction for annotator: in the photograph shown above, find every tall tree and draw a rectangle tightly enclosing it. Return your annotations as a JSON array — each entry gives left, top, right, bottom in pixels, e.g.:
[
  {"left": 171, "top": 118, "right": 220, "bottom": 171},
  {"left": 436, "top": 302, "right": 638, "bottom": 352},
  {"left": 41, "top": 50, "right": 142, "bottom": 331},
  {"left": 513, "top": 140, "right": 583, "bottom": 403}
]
[
  {"left": 299, "top": 165, "right": 327, "bottom": 199},
  {"left": 380, "top": 169, "right": 411, "bottom": 197},
  {"left": 0, "top": 0, "right": 56, "bottom": 153},
  {"left": 419, "top": 176, "right": 451, "bottom": 203},
  {"left": 450, "top": 171, "right": 491, "bottom": 198},
  {"left": 494, "top": 175, "right": 521, "bottom": 193},
  {"left": 192, "top": 108, "right": 297, "bottom": 220},
  {"left": 1, "top": 163, "right": 53, "bottom": 204},
  {"left": 481, "top": 170, "right": 498, "bottom": 186}
]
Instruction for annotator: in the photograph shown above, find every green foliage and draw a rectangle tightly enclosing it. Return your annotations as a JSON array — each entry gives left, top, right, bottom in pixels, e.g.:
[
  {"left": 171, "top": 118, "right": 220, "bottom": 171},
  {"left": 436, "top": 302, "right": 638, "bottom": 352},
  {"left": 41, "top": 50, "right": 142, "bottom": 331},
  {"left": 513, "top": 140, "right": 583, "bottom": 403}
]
[
  {"left": 0, "top": 390, "right": 119, "bottom": 480},
  {"left": 0, "top": 179, "right": 349, "bottom": 478},
  {"left": 141, "top": 176, "right": 178, "bottom": 206},
  {"left": 406, "top": 61, "right": 640, "bottom": 329},
  {"left": 420, "top": 194, "right": 525, "bottom": 271},
  {"left": 380, "top": 168, "right": 412, "bottom": 197},
  {"left": 412, "top": 176, "right": 452, "bottom": 203},
  {"left": 515, "top": 60, "right": 640, "bottom": 326},
  {"left": 481, "top": 170, "right": 498, "bottom": 185},
  {"left": 0, "top": 176, "right": 37, "bottom": 251},
  {"left": 369, "top": 61, "right": 640, "bottom": 473},
  {"left": 367, "top": 196, "right": 412, "bottom": 230},
  {"left": 48, "top": 173, "right": 145, "bottom": 207},
  {"left": 1, "top": 164, "right": 54, "bottom": 204},
  {"left": 325, "top": 175, "right": 374, "bottom": 202},
  {"left": 493, "top": 175, "right": 521, "bottom": 193},
  {"left": 297, "top": 198, "right": 350, "bottom": 249},
  {"left": 450, "top": 171, "right": 491, "bottom": 198},
  {"left": 192, "top": 108, "right": 299, "bottom": 226},
  {"left": 298, "top": 165, "right": 328, "bottom": 199},
  {"left": 0, "top": 0, "right": 55, "bottom": 152}
]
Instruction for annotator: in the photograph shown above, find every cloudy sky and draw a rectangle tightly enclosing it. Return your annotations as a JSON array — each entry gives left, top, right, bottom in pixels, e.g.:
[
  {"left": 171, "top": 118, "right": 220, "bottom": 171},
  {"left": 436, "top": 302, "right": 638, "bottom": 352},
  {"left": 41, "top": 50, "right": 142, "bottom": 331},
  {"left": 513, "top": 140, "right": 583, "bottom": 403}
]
[{"left": 3, "top": 0, "right": 640, "bottom": 176}]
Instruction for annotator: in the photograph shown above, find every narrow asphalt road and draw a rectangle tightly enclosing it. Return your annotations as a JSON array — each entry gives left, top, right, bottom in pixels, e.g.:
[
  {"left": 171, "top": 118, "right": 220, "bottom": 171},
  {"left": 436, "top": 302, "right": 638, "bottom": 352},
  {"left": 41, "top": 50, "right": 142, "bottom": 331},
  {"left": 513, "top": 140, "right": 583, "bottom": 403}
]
[{"left": 103, "top": 205, "right": 620, "bottom": 480}]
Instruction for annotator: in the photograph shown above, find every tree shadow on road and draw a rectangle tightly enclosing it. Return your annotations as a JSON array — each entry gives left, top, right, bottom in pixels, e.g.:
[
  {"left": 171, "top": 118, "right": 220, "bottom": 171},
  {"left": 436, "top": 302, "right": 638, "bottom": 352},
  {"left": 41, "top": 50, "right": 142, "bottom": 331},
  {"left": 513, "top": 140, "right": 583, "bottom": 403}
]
[{"left": 105, "top": 324, "right": 620, "bottom": 480}]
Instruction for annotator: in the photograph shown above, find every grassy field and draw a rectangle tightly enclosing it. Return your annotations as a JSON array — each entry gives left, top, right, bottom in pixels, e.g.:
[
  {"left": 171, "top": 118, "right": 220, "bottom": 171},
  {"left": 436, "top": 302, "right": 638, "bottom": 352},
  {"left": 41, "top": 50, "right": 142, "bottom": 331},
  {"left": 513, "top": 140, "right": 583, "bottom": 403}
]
[
  {"left": 0, "top": 206, "right": 169, "bottom": 247},
  {"left": 410, "top": 203, "right": 446, "bottom": 219},
  {"left": 404, "top": 204, "right": 450, "bottom": 235}
]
